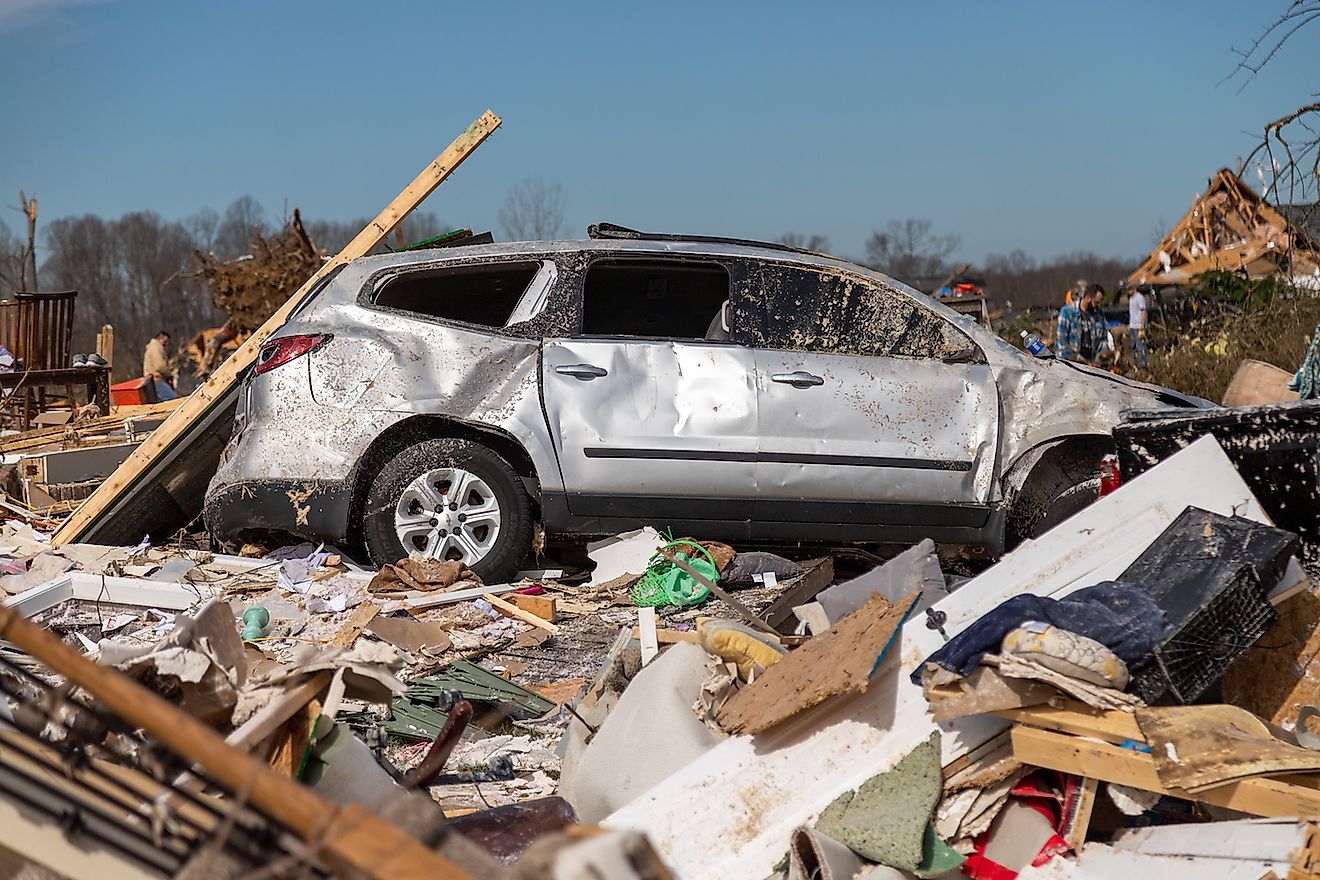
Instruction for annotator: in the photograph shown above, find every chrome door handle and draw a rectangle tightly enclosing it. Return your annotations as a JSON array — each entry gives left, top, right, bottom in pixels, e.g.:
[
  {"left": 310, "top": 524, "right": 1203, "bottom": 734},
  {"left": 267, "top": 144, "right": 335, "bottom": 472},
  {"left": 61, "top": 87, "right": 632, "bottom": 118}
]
[
  {"left": 555, "top": 363, "right": 608, "bottom": 380},
  {"left": 771, "top": 370, "right": 824, "bottom": 388}
]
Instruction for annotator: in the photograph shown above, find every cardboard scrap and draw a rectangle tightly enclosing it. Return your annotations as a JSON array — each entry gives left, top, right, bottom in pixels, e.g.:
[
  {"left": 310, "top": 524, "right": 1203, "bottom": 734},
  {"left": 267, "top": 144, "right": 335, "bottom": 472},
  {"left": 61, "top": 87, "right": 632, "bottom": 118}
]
[
  {"left": 1136, "top": 704, "right": 1320, "bottom": 793},
  {"left": 368, "top": 556, "right": 481, "bottom": 594},
  {"left": 366, "top": 615, "right": 453, "bottom": 654},
  {"left": 97, "top": 599, "right": 247, "bottom": 724},
  {"left": 715, "top": 590, "right": 919, "bottom": 735},
  {"left": 525, "top": 678, "right": 588, "bottom": 706},
  {"left": 925, "top": 666, "right": 1056, "bottom": 723},
  {"left": 1223, "top": 586, "right": 1320, "bottom": 728},
  {"left": 697, "top": 541, "right": 736, "bottom": 572}
]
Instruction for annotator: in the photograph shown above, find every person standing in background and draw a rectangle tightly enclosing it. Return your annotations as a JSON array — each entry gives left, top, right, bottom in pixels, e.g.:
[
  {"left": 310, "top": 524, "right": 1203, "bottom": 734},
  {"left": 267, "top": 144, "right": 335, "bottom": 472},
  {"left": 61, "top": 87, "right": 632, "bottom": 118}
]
[
  {"left": 143, "top": 330, "right": 178, "bottom": 402},
  {"left": 1128, "top": 287, "right": 1149, "bottom": 370}
]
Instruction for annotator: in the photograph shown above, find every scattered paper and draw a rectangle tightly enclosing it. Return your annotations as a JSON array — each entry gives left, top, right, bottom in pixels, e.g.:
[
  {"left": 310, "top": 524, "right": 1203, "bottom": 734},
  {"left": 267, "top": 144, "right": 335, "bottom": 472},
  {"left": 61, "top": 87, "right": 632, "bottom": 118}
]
[
  {"left": 306, "top": 594, "right": 349, "bottom": 614},
  {"left": 100, "top": 613, "right": 139, "bottom": 634}
]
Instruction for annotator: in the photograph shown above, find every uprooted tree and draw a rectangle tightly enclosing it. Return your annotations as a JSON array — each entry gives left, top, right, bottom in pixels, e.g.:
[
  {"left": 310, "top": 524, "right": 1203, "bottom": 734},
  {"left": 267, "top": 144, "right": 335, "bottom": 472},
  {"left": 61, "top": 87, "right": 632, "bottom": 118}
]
[{"left": 189, "top": 210, "right": 324, "bottom": 378}]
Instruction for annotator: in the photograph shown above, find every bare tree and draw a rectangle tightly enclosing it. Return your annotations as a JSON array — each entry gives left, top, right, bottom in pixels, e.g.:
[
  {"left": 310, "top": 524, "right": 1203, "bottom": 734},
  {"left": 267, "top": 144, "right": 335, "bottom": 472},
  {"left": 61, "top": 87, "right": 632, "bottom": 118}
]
[
  {"left": 304, "top": 211, "right": 450, "bottom": 256},
  {"left": 1228, "top": 3, "right": 1320, "bottom": 212},
  {"left": 982, "top": 250, "right": 1135, "bottom": 309},
  {"left": 1228, "top": 1, "right": 1320, "bottom": 90},
  {"left": 390, "top": 211, "right": 454, "bottom": 250},
  {"left": 864, "top": 218, "right": 961, "bottom": 282},
  {"left": 215, "top": 195, "right": 269, "bottom": 259},
  {"left": 9, "top": 190, "right": 38, "bottom": 290},
  {"left": 498, "top": 178, "right": 567, "bottom": 241},
  {"left": 186, "top": 207, "right": 220, "bottom": 255},
  {"left": 42, "top": 212, "right": 223, "bottom": 381},
  {"left": 0, "top": 220, "right": 22, "bottom": 294},
  {"left": 983, "top": 248, "right": 1037, "bottom": 276},
  {"left": 777, "top": 232, "right": 831, "bottom": 252}
]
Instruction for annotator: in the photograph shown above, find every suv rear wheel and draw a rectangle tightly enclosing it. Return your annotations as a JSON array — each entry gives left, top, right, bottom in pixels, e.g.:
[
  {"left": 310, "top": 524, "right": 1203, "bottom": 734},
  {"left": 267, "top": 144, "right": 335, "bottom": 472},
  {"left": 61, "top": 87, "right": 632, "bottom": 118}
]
[{"left": 363, "top": 438, "right": 531, "bottom": 582}]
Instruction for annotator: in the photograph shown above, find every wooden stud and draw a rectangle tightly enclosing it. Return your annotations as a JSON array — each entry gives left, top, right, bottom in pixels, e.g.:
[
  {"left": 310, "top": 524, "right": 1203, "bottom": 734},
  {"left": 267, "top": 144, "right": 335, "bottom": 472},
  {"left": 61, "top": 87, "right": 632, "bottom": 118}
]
[
  {"left": 992, "top": 702, "right": 1143, "bottom": 744},
  {"left": 1064, "top": 777, "right": 1099, "bottom": 853},
  {"left": 1011, "top": 725, "right": 1320, "bottom": 819},
  {"left": 509, "top": 593, "right": 557, "bottom": 623},
  {"left": 96, "top": 324, "right": 113, "bottom": 368},
  {"left": 268, "top": 697, "right": 320, "bottom": 778},
  {"left": 484, "top": 592, "right": 560, "bottom": 634},
  {"left": 227, "top": 671, "right": 334, "bottom": 752},
  {"left": 759, "top": 557, "right": 834, "bottom": 632},
  {"left": 631, "top": 627, "right": 702, "bottom": 644},
  {"left": 328, "top": 602, "right": 381, "bottom": 648}
]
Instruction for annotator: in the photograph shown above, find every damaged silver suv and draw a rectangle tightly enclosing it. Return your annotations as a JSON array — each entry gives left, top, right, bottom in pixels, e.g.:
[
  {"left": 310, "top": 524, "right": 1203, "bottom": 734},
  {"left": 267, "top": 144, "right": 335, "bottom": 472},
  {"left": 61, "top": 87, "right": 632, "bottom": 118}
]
[{"left": 204, "top": 224, "right": 1206, "bottom": 580}]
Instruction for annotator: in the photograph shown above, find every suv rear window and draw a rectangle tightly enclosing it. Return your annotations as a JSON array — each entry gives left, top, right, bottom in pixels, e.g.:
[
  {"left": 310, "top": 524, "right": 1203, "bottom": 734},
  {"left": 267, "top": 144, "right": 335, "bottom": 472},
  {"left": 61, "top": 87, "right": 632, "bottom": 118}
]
[
  {"left": 582, "top": 260, "right": 729, "bottom": 338},
  {"left": 374, "top": 262, "right": 540, "bottom": 327}
]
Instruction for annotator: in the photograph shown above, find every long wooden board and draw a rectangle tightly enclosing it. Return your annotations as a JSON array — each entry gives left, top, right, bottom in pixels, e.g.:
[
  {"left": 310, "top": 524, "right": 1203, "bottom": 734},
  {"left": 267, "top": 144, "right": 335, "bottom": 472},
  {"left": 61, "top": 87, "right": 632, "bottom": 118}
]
[
  {"left": 1011, "top": 725, "right": 1320, "bottom": 819},
  {"left": 51, "top": 110, "right": 502, "bottom": 547}
]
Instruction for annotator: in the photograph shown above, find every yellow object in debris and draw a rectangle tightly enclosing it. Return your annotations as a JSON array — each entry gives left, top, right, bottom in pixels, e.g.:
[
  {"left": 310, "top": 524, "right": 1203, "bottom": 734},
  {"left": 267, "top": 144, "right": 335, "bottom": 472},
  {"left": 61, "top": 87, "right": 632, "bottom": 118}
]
[{"left": 697, "top": 617, "right": 787, "bottom": 681}]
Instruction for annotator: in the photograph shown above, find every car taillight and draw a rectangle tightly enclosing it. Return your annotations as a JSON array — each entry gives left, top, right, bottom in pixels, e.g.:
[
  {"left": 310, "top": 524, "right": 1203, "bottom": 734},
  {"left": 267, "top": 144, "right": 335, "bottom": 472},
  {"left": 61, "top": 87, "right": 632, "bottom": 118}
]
[
  {"left": 1099, "top": 454, "right": 1121, "bottom": 497},
  {"left": 255, "top": 334, "right": 330, "bottom": 375}
]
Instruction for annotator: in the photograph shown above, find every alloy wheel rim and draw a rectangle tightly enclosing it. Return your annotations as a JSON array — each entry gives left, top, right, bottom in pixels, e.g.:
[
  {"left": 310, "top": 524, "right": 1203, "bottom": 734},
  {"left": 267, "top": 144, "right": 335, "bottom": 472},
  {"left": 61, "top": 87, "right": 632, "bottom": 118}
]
[{"left": 394, "top": 467, "right": 501, "bottom": 565}]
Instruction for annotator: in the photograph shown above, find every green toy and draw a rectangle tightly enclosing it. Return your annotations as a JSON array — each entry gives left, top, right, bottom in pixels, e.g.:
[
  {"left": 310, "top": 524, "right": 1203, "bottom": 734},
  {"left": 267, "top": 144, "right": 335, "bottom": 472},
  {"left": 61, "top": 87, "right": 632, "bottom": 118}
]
[{"left": 241, "top": 606, "right": 270, "bottom": 641}]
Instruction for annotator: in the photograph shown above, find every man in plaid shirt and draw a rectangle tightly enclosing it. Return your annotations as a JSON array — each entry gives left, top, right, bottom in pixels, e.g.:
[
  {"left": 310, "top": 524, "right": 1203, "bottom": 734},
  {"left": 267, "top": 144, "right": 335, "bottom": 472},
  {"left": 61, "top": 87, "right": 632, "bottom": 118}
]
[{"left": 1056, "top": 284, "right": 1110, "bottom": 365}]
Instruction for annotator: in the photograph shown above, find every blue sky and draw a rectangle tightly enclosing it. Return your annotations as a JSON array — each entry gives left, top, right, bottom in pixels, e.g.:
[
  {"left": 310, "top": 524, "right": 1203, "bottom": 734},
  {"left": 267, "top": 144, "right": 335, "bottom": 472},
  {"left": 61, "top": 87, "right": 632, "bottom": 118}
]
[{"left": 0, "top": 0, "right": 1316, "bottom": 264}]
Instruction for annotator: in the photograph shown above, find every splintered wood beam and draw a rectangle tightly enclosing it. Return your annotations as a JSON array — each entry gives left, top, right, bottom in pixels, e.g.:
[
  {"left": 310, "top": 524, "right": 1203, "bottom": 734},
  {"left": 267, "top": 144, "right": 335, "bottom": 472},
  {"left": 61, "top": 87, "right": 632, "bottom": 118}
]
[
  {"left": 51, "top": 110, "right": 502, "bottom": 546},
  {"left": 1011, "top": 725, "right": 1320, "bottom": 819},
  {"left": 0, "top": 604, "right": 483, "bottom": 879}
]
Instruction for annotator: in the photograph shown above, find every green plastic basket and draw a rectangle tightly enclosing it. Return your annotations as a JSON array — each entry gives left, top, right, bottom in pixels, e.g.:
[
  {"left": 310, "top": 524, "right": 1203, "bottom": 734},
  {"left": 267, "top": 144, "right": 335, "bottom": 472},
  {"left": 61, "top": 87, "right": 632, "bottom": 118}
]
[{"left": 630, "top": 539, "right": 718, "bottom": 607}]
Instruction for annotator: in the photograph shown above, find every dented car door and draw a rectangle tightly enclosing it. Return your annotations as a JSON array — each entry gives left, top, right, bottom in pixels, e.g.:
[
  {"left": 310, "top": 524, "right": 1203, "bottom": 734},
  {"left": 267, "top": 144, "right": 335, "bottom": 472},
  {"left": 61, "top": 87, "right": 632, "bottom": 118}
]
[
  {"left": 540, "top": 256, "right": 760, "bottom": 521},
  {"left": 541, "top": 340, "right": 759, "bottom": 520},
  {"left": 744, "top": 263, "right": 1000, "bottom": 537}
]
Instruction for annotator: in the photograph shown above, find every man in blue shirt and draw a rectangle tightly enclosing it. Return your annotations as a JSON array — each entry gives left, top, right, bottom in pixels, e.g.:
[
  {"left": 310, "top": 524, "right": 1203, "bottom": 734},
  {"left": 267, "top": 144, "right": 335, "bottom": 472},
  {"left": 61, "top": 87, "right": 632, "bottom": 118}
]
[{"left": 1056, "top": 285, "right": 1109, "bottom": 365}]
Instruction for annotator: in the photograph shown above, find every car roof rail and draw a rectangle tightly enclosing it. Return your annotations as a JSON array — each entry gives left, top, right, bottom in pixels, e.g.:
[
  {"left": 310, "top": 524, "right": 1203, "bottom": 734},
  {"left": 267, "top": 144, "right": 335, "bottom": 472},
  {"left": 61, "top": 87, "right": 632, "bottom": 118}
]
[{"left": 587, "top": 222, "right": 826, "bottom": 257}]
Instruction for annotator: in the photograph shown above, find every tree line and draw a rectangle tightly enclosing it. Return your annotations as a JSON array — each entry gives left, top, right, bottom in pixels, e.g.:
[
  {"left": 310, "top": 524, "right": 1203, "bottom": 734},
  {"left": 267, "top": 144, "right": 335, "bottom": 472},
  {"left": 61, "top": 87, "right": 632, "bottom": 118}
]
[
  {"left": 0, "top": 196, "right": 452, "bottom": 383},
  {"left": 780, "top": 218, "right": 1139, "bottom": 312}
]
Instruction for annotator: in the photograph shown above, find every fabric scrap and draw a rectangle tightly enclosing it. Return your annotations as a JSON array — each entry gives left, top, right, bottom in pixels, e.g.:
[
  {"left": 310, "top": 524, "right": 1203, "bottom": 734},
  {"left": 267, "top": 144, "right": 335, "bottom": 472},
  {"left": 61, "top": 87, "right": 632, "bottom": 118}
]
[
  {"left": 912, "top": 581, "right": 1167, "bottom": 684},
  {"left": 814, "top": 732, "right": 963, "bottom": 877}
]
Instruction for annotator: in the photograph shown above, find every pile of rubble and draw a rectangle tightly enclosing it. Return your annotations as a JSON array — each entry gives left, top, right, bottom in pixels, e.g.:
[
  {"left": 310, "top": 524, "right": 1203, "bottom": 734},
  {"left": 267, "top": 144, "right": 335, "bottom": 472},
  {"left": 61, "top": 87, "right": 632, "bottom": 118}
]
[{"left": 0, "top": 432, "right": 1317, "bottom": 878}]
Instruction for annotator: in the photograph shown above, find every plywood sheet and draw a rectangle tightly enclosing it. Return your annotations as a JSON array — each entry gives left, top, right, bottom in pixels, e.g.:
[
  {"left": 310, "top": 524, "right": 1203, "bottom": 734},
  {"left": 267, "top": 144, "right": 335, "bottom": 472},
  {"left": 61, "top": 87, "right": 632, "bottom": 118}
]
[
  {"left": 715, "top": 591, "right": 918, "bottom": 735},
  {"left": 1137, "top": 704, "right": 1320, "bottom": 793},
  {"left": 365, "top": 615, "right": 452, "bottom": 654}
]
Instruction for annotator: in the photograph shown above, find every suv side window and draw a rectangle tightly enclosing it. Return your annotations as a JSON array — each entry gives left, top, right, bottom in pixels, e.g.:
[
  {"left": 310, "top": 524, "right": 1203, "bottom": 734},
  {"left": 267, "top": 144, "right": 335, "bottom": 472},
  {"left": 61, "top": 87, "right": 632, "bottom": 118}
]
[
  {"left": 373, "top": 262, "right": 541, "bottom": 328},
  {"left": 580, "top": 258, "right": 735, "bottom": 340},
  {"left": 752, "top": 264, "right": 981, "bottom": 361}
]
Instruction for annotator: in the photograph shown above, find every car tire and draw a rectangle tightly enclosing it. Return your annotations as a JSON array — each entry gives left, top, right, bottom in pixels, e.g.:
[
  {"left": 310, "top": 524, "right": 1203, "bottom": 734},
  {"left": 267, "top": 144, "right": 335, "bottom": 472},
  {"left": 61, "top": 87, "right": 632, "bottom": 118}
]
[
  {"left": 1029, "top": 477, "right": 1101, "bottom": 538},
  {"left": 362, "top": 438, "right": 531, "bottom": 583}
]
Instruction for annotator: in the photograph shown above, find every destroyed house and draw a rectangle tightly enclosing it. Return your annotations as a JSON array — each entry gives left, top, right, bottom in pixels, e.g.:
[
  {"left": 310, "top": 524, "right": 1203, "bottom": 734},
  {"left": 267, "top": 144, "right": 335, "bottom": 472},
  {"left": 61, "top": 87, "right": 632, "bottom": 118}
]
[{"left": 1128, "top": 168, "right": 1320, "bottom": 289}]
